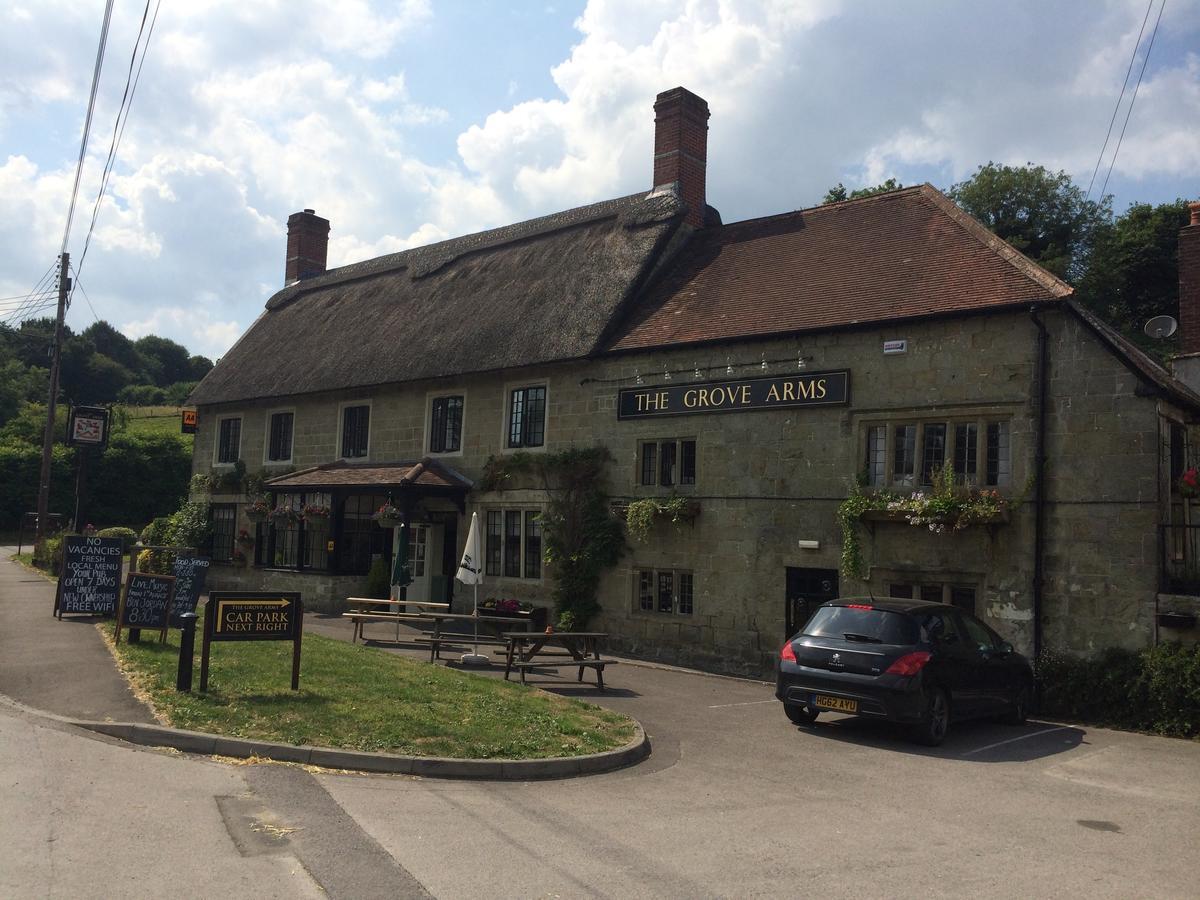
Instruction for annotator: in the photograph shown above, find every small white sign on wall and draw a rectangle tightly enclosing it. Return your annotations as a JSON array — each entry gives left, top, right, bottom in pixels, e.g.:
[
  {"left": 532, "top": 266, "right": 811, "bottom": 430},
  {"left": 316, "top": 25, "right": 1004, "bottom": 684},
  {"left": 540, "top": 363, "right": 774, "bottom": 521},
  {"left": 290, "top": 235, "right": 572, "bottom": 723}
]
[{"left": 883, "top": 339, "right": 908, "bottom": 355}]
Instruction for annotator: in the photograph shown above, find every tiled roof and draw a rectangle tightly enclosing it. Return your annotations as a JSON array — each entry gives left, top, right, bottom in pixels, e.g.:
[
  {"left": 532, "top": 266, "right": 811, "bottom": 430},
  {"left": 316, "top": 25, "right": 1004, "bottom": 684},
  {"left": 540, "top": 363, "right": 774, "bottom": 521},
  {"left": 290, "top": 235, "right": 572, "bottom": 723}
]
[
  {"left": 265, "top": 459, "right": 473, "bottom": 491},
  {"left": 607, "top": 184, "right": 1073, "bottom": 352}
]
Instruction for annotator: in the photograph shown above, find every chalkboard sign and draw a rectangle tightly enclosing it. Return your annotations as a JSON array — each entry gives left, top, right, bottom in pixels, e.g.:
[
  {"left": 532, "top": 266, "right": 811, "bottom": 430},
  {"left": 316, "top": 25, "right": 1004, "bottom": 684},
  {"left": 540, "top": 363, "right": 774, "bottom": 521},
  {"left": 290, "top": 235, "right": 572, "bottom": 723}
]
[
  {"left": 55, "top": 535, "right": 124, "bottom": 617},
  {"left": 201, "top": 592, "right": 304, "bottom": 691},
  {"left": 115, "top": 572, "right": 175, "bottom": 644},
  {"left": 170, "top": 556, "right": 210, "bottom": 627}
]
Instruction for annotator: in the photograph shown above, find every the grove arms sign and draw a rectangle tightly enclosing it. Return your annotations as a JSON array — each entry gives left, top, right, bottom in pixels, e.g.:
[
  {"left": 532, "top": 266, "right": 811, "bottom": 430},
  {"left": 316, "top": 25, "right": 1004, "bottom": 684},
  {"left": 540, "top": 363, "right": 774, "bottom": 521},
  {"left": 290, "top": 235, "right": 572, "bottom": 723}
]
[{"left": 617, "top": 370, "right": 849, "bottom": 420}]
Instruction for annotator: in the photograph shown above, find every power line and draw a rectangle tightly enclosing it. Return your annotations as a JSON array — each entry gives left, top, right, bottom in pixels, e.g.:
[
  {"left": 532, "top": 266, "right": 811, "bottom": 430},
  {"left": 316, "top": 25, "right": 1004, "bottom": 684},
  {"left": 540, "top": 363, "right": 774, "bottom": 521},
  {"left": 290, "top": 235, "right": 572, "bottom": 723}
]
[
  {"left": 69, "top": 262, "right": 101, "bottom": 324},
  {"left": 1084, "top": 0, "right": 1154, "bottom": 203},
  {"left": 74, "top": 0, "right": 162, "bottom": 288},
  {"left": 60, "top": 0, "right": 116, "bottom": 256},
  {"left": 1, "top": 261, "right": 59, "bottom": 327},
  {"left": 1099, "top": 0, "right": 1167, "bottom": 203}
]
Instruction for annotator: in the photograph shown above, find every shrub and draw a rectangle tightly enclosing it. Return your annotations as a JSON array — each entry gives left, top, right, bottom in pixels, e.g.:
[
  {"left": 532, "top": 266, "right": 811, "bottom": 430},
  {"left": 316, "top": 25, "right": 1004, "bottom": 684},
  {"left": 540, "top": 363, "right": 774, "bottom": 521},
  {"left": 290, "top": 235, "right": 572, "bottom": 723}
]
[
  {"left": 1036, "top": 643, "right": 1200, "bottom": 737},
  {"left": 96, "top": 526, "right": 138, "bottom": 553},
  {"left": 365, "top": 557, "right": 390, "bottom": 599},
  {"left": 34, "top": 533, "right": 70, "bottom": 572}
]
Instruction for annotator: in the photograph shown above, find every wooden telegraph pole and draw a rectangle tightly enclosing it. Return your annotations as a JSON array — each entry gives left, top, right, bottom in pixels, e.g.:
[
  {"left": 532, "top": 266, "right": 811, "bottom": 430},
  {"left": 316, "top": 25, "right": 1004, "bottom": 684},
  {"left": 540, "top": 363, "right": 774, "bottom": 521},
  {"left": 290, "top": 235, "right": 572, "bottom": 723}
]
[{"left": 35, "top": 253, "right": 69, "bottom": 541}]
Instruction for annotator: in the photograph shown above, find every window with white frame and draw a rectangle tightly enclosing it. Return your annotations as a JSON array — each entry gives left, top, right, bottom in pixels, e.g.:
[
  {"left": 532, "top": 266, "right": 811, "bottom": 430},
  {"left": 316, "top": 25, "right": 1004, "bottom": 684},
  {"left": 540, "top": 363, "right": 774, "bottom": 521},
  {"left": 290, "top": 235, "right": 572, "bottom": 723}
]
[
  {"left": 429, "top": 395, "right": 463, "bottom": 453},
  {"left": 340, "top": 404, "right": 370, "bottom": 458},
  {"left": 216, "top": 416, "right": 241, "bottom": 464},
  {"left": 507, "top": 386, "right": 546, "bottom": 448},
  {"left": 864, "top": 418, "right": 1011, "bottom": 488},
  {"left": 634, "top": 568, "right": 694, "bottom": 615},
  {"left": 640, "top": 439, "right": 697, "bottom": 487},
  {"left": 484, "top": 509, "right": 542, "bottom": 579},
  {"left": 266, "top": 411, "right": 294, "bottom": 463}
]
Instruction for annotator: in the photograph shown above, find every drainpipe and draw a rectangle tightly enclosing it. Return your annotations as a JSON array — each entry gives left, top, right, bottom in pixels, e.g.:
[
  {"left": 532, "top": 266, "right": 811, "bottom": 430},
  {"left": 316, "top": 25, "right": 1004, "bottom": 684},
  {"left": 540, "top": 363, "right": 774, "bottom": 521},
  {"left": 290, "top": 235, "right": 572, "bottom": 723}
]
[{"left": 1030, "top": 307, "right": 1048, "bottom": 661}]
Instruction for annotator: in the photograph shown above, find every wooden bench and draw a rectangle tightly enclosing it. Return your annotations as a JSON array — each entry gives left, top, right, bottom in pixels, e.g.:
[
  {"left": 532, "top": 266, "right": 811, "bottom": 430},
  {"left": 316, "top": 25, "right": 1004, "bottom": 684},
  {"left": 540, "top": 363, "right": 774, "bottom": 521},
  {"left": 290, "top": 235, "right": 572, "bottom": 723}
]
[{"left": 507, "top": 659, "right": 616, "bottom": 690}]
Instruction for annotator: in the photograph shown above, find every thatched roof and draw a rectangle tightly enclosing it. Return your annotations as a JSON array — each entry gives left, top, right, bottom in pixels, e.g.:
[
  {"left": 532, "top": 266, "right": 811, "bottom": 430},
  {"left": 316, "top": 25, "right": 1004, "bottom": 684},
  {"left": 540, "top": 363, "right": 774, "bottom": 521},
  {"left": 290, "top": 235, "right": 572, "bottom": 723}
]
[{"left": 189, "top": 191, "right": 685, "bottom": 406}]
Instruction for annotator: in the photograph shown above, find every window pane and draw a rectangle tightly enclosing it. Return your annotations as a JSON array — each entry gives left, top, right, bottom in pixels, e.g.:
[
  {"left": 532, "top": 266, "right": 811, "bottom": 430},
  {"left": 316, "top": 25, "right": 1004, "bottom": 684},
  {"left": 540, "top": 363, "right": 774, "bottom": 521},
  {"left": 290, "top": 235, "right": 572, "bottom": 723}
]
[
  {"left": 660, "top": 440, "right": 677, "bottom": 487},
  {"left": 504, "top": 510, "right": 522, "bottom": 578},
  {"left": 678, "top": 572, "right": 693, "bottom": 615},
  {"left": 486, "top": 511, "right": 502, "bottom": 577},
  {"left": 866, "top": 425, "right": 886, "bottom": 486},
  {"left": 961, "top": 614, "right": 998, "bottom": 652},
  {"left": 446, "top": 396, "right": 463, "bottom": 452},
  {"left": 524, "top": 511, "right": 541, "bottom": 579},
  {"left": 921, "top": 423, "right": 946, "bottom": 485},
  {"left": 950, "top": 587, "right": 976, "bottom": 614},
  {"left": 411, "top": 525, "right": 426, "bottom": 578},
  {"left": 269, "top": 412, "right": 293, "bottom": 461},
  {"left": 1170, "top": 422, "right": 1186, "bottom": 481},
  {"left": 640, "top": 442, "right": 657, "bottom": 486},
  {"left": 342, "top": 406, "right": 369, "bottom": 458},
  {"left": 210, "top": 504, "right": 236, "bottom": 561},
  {"left": 657, "top": 571, "right": 674, "bottom": 613},
  {"left": 919, "top": 584, "right": 943, "bottom": 604},
  {"left": 523, "top": 387, "right": 546, "bottom": 447},
  {"left": 892, "top": 425, "right": 915, "bottom": 487},
  {"left": 218, "top": 418, "right": 240, "bottom": 464},
  {"left": 637, "top": 571, "right": 653, "bottom": 611},
  {"left": 430, "top": 398, "right": 447, "bottom": 453},
  {"left": 508, "top": 389, "right": 524, "bottom": 447},
  {"left": 986, "top": 422, "right": 1011, "bottom": 487},
  {"left": 953, "top": 423, "right": 977, "bottom": 485},
  {"left": 680, "top": 440, "right": 697, "bottom": 485},
  {"left": 889, "top": 583, "right": 914, "bottom": 599}
]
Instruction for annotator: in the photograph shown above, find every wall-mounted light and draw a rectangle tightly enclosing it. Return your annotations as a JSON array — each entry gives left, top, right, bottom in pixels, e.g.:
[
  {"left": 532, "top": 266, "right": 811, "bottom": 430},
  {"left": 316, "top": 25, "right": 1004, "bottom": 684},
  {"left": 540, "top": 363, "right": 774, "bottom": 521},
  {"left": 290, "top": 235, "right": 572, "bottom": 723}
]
[
  {"left": 797, "top": 539, "right": 820, "bottom": 550},
  {"left": 693, "top": 362, "right": 702, "bottom": 379},
  {"left": 634, "top": 368, "right": 643, "bottom": 385},
  {"left": 726, "top": 356, "right": 734, "bottom": 375},
  {"left": 797, "top": 352, "right": 806, "bottom": 370},
  {"left": 663, "top": 368, "right": 672, "bottom": 381}
]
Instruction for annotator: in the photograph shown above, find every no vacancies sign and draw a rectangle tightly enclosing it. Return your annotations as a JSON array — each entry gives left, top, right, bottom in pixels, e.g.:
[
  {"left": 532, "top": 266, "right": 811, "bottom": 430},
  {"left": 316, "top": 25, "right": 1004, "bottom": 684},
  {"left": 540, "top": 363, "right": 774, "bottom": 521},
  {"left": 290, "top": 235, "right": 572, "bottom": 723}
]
[{"left": 617, "top": 370, "right": 849, "bottom": 420}]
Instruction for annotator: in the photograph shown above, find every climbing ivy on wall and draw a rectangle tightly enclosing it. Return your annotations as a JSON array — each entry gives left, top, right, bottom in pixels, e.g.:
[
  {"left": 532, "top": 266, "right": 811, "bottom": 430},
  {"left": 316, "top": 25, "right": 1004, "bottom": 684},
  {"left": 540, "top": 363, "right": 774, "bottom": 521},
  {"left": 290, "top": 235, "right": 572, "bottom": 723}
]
[{"left": 480, "top": 447, "right": 625, "bottom": 627}]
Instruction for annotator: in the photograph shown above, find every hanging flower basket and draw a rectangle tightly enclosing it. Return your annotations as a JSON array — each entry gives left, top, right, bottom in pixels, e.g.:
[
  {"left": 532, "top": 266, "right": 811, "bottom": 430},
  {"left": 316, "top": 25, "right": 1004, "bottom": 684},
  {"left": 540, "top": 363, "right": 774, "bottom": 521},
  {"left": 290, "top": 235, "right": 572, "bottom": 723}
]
[
  {"left": 373, "top": 502, "right": 403, "bottom": 528},
  {"left": 245, "top": 497, "right": 270, "bottom": 523},
  {"left": 302, "top": 504, "right": 331, "bottom": 525},
  {"left": 269, "top": 504, "right": 299, "bottom": 525}
]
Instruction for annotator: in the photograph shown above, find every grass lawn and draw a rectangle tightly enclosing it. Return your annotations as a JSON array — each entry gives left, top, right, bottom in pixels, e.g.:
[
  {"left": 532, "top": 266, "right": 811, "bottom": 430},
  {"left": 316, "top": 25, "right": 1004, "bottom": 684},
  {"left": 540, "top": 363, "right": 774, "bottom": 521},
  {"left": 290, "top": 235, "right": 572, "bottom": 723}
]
[
  {"left": 123, "top": 406, "right": 191, "bottom": 445},
  {"left": 106, "top": 621, "right": 635, "bottom": 759}
]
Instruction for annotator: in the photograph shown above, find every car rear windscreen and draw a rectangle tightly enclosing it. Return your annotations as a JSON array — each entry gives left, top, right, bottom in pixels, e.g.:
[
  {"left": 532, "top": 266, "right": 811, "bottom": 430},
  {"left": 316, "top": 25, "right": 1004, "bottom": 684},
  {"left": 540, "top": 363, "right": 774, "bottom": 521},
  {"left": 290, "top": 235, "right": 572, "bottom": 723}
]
[{"left": 802, "top": 606, "right": 918, "bottom": 645}]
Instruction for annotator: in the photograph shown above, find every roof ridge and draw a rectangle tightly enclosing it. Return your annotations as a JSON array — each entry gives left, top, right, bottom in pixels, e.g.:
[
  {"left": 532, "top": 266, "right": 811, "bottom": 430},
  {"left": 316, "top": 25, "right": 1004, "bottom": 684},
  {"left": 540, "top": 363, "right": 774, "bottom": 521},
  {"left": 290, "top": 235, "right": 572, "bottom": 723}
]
[
  {"left": 917, "top": 183, "right": 1073, "bottom": 299},
  {"left": 265, "top": 191, "right": 674, "bottom": 311}
]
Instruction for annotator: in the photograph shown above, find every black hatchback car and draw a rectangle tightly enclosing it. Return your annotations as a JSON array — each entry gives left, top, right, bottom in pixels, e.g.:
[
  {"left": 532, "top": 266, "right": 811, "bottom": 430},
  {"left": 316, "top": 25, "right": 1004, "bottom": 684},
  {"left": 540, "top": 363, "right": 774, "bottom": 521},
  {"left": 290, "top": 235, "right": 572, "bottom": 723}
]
[{"left": 776, "top": 598, "right": 1033, "bottom": 745}]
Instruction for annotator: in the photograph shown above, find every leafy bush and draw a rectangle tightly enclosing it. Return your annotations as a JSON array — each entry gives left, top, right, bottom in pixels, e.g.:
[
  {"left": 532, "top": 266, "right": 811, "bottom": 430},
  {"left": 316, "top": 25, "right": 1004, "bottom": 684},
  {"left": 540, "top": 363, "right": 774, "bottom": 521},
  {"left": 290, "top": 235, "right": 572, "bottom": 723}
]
[
  {"left": 117, "top": 384, "right": 166, "bottom": 405},
  {"left": 365, "top": 557, "right": 390, "bottom": 599},
  {"left": 140, "top": 517, "right": 171, "bottom": 546},
  {"left": 34, "top": 533, "right": 70, "bottom": 572},
  {"left": 1036, "top": 643, "right": 1200, "bottom": 737},
  {"left": 96, "top": 526, "right": 139, "bottom": 553}
]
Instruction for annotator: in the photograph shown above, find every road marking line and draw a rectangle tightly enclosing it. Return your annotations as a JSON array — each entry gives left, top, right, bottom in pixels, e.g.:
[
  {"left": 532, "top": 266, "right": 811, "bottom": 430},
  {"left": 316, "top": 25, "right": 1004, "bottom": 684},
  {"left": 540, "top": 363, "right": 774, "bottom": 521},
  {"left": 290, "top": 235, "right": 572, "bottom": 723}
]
[
  {"left": 962, "top": 726, "right": 1072, "bottom": 757},
  {"left": 707, "top": 699, "right": 776, "bottom": 709}
]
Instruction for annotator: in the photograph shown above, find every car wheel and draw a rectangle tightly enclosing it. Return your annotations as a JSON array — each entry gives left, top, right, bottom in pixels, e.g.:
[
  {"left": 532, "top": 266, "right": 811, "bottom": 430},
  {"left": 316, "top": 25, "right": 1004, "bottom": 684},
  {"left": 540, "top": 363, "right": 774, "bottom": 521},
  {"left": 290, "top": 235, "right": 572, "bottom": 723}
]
[
  {"left": 1001, "top": 684, "right": 1030, "bottom": 726},
  {"left": 784, "top": 703, "right": 819, "bottom": 726},
  {"left": 912, "top": 687, "right": 950, "bottom": 747}
]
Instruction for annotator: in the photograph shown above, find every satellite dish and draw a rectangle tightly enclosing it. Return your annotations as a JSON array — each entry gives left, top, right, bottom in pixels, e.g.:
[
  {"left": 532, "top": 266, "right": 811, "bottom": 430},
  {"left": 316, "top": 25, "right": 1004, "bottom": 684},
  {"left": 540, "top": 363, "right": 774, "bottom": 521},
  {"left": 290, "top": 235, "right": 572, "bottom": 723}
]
[{"left": 1144, "top": 315, "right": 1178, "bottom": 340}]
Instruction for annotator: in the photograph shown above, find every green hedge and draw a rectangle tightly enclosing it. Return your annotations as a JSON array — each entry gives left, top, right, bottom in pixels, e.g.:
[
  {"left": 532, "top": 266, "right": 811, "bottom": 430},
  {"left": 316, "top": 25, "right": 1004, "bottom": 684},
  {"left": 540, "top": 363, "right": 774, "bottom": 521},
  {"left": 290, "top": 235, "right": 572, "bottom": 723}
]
[{"left": 1036, "top": 643, "right": 1200, "bottom": 737}]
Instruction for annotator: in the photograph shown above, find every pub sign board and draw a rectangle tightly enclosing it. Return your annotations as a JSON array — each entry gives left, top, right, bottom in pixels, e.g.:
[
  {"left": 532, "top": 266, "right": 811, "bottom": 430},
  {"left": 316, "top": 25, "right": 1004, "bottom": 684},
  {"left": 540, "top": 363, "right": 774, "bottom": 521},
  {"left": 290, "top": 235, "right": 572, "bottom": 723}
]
[
  {"left": 200, "top": 592, "right": 304, "bottom": 691},
  {"left": 67, "top": 405, "right": 110, "bottom": 449},
  {"left": 170, "top": 555, "right": 210, "bottom": 627},
  {"left": 115, "top": 572, "right": 175, "bottom": 645},
  {"left": 55, "top": 535, "right": 123, "bottom": 617},
  {"left": 617, "top": 370, "right": 850, "bottom": 420}
]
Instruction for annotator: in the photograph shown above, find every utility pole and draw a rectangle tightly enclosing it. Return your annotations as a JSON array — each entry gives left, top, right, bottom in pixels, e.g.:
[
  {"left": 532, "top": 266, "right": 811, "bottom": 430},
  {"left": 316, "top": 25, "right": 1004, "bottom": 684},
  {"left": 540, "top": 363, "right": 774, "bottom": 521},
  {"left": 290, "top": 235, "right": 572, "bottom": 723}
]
[{"left": 35, "top": 253, "right": 69, "bottom": 541}]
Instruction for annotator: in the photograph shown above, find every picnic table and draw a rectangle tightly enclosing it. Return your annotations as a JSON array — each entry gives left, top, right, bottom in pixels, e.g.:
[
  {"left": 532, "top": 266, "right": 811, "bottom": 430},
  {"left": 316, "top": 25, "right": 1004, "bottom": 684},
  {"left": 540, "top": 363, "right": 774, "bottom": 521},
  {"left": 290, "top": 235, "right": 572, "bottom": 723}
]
[
  {"left": 502, "top": 631, "right": 616, "bottom": 690},
  {"left": 342, "top": 598, "right": 533, "bottom": 661}
]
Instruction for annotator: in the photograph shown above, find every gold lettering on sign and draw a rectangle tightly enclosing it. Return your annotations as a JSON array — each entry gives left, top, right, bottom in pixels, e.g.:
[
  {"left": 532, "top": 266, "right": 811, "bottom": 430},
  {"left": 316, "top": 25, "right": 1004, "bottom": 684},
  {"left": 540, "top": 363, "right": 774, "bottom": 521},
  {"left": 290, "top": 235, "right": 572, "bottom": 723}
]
[
  {"left": 740, "top": 385, "right": 751, "bottom": 404},
  {"left": 816, "top": 378, "right": 827, "bottom": 399},
  {"left": 782, "top": 382, "right": 795, "bottom": 401},
  {"left": 766, "top": 384, "right": 780, "bottom": 402},
  {"left": 684, "top": 389, "right": 698, "bottom": 408}
]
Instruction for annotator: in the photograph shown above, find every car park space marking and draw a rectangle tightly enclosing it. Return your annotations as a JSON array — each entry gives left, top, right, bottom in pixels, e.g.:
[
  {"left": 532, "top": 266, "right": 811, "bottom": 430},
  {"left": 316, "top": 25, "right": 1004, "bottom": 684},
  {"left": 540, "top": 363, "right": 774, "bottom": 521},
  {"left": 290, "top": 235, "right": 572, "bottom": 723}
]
[
  {"left": 960, "top": 725, "right": 1072, "bottom": 757},
  {"left": 707, "top": 699, "right": 777, "bottom": 709}
]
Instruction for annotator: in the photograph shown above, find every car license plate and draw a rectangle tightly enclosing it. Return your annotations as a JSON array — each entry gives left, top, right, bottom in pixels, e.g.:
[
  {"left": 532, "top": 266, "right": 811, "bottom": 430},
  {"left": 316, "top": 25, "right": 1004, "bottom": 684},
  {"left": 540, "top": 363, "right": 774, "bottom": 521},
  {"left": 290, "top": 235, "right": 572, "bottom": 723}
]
[{"left": 813, "top": 694, "right": 857, "bottom": 713}]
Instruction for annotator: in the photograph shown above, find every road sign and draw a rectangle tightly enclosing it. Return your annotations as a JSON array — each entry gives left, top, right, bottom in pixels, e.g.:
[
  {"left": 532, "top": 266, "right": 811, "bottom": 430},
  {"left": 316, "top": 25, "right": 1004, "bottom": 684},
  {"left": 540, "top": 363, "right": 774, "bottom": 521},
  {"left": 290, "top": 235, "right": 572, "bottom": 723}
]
[{"left": 200, "top": 592, "right": 303, "bottom": 691}]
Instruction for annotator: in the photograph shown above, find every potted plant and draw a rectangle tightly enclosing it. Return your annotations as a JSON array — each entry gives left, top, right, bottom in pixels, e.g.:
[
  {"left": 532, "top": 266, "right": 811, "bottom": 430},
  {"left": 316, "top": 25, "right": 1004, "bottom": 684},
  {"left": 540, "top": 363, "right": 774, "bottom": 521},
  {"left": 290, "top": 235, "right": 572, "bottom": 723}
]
[
  {"left": 303, "top": 503, "right": 331, "bottom": 525},
  {"left": 373, "top": 501, "right": 403, "bottom": 528},
  {"left": 269, "top": 502, "right": 299, "bottom": 526},
  {"left": 1179, "top": 467, "right": 1199, "bottom": 499},
  {"left": 245, "top": 496, "right": 270, "bottom": 523},
  {"left": 235, "top": 528, "right": 255, "bottom": 549}
]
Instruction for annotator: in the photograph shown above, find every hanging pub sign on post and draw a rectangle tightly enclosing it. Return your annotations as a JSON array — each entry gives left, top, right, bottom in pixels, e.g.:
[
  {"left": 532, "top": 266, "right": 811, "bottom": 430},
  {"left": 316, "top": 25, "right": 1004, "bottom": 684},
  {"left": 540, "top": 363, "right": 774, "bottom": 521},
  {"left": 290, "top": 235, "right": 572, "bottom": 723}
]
[
  {"left": 66, "top": 405, "right": 111, "bottom": 449},
  {"left": 200, "top": 592, "right": 303, "bottom": 692},
  {"left": 55, "top": 535, "right": 123, "bottom": 618},
  {"left": 115, "top": 572, "right": 176, "bottom": 645}
]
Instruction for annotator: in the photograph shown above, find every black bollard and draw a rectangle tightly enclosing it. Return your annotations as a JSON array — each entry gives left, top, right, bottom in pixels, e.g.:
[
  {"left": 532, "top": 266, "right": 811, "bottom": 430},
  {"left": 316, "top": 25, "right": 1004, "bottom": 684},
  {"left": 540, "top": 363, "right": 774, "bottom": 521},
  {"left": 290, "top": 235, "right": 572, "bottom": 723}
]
[{"left": 176, "top": 612, "right": 197, "bottom": 692}]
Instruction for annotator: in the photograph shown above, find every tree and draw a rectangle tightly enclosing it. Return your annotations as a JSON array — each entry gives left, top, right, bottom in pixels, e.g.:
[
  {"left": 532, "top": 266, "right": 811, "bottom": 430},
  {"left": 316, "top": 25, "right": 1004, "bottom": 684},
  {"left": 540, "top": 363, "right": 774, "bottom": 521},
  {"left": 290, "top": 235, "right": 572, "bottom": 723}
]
[
  {"left": 948, "top": 163, "right": 1111, "bottom": 281},
  {"left": 135, "top": 335, "right": 193, "bottom": 387},
  {"left": 1075, "top": 200, "right": 1191, "bottom": 349},
  {"left": 186, "top": 354, "right": 214, "bottom": 381},
  {"left": 81, "top": 321, "right": 148, "bottom": 379},
  {"left": 824, "top": 178, "right": 904, "bottom": 204}
]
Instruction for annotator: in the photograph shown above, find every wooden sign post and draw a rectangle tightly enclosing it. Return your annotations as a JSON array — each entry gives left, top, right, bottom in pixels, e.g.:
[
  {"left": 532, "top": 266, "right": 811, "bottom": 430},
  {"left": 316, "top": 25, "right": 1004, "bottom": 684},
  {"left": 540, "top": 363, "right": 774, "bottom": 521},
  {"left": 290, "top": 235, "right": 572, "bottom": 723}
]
[
  {"left": 55, "top": 535, "right": 123, "bottom": 618},
  {"left": 200, "top": 592, "right": 303, "bottom": 692},
  {"left": 169, "top": 556, "right": 210, "bottom": 627},
  {"left": 115, "top": 572, "right": 176, "bottom": 645}
]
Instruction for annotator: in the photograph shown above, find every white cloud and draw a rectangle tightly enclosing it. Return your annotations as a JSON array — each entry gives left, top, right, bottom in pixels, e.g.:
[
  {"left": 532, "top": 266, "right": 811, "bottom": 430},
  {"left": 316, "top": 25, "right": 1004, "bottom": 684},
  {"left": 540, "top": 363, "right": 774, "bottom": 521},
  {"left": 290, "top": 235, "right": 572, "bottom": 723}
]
[{"left": 120, "top": 305, "right": 243, "bottom": 360}]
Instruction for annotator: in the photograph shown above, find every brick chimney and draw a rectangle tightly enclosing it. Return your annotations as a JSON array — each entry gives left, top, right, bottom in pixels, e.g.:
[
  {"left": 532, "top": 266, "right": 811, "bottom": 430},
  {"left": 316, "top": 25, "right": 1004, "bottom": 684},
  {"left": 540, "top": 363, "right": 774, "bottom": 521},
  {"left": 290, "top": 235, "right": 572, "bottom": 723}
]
[
  {"left": 1180, "top": 202, "right": 1200, "bottom": 353},
  {"left": 285, "top": 208, "right": 330, "bottom": 285},
  {"left": 653, "top": 87, "right": 710, "bottom": 229}
]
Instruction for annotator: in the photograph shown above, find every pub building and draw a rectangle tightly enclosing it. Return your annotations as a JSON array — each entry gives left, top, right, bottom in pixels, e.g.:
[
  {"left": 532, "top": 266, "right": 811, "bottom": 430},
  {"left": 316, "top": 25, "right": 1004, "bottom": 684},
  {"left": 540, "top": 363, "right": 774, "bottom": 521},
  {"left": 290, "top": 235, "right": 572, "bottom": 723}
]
[{"left": 187, "top": 87, "right": 1200, "bottom": 675}]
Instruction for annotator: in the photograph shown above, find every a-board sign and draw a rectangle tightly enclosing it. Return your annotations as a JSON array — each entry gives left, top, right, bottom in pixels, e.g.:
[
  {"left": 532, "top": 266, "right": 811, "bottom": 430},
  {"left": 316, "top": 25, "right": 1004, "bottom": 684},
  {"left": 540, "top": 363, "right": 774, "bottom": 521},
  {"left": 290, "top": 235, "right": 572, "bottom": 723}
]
[
  {"left": 200, "top": 592, "right": 303, "bottom": 691},
  {"left": 115, "top": 572, "right": 175, "bottom": 644},
  {"left": 170, "top": 556, "right": 210, "bottom": 627},
  {"left": 55, "top": 535, "right": 123, "bottom": 617}
]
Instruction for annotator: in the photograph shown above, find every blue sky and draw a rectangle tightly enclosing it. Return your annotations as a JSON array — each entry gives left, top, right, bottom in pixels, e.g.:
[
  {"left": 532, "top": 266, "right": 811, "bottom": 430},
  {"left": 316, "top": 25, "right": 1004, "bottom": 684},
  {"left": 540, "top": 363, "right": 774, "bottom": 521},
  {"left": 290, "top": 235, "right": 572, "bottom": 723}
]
[{"left": 1, "top": 0, "right": 1198, "bottom": 360}]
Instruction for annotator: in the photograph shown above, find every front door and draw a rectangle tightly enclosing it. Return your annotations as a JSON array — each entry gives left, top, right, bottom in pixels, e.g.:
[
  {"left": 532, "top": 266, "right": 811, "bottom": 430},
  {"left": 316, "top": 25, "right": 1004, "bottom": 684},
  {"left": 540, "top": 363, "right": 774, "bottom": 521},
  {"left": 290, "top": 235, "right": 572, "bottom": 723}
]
[
  {"left": 785, "top": 567, "right": 839, "bottom": 639},
  {"left": 391, "top": 524, "right": 442, "bottom": 603}
]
